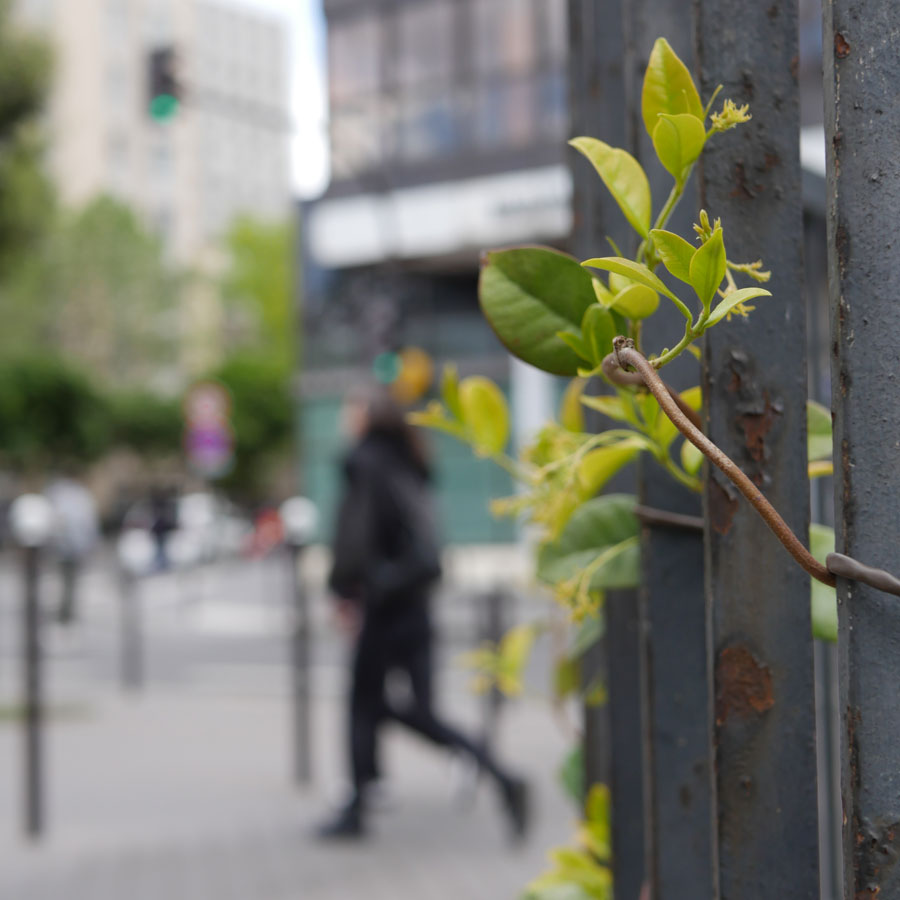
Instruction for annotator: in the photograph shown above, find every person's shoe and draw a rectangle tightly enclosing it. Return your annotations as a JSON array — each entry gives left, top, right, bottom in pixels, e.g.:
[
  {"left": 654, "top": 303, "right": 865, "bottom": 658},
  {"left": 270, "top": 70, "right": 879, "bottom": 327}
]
[
  {"left": 500, "top": 776, "right": 531, "bottom": 844},
  {"left": 314, "top": 803, "right": 365, "bottom": 840}
]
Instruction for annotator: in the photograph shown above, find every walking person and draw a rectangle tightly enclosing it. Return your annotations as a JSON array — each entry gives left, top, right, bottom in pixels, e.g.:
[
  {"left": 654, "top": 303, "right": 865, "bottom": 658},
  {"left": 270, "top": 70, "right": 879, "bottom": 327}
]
[{"left": 317, "top": 386, "right": 529, "bottom": 841}]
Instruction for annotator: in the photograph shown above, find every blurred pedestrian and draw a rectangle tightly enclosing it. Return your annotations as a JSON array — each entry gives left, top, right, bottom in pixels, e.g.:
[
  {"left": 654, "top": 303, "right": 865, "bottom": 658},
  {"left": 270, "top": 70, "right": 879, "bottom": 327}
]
[
  {"left": 149, "top": 485, "right": 178, "bottom": 571},
  {"left": 45, "top": 475, "right": 99, "bottom": 625},
  {"left": 317, "top": 386, "right": 529, "bottom": 841}
]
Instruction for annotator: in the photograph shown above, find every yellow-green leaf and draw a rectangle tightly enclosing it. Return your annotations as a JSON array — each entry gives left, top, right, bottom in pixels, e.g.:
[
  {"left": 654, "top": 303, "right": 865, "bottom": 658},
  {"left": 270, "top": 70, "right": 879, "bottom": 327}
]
[
  {"left": 581, "top": 394, "right": 630, "bottom": 423},
  {"left": 577, "top": 442, "right": 643, "bottom": 494},
  {"left": 649, "top": 228, "right": 696, "bottom": 283},
  {"left": 582, "top": 256, "right": 692, "bottom": 321},
  {"left": 651, "top": 113, "right": 707, "bottom": 183},
  {"left": 581, "top": 304, "right": 617, "bottom": 363},
  {"left": 641, "top": 37, "right": 704, "bottom": 136},
  {"left": 681, "top": 437, "right": 704, "bottom": 475},
  {"left": 591, "top": 276, "right": 615, "bottom": 306},
  {"left": 654, "top": 385, "right": 702, "bottom": 447},
  {"left": 458, "top": 376, "right": 508, "bottom": 456},
  {"left": 610, "top": 283, "right": 659, "bottom": 320},
  {"left": 808, "top": 399, "right": 833, "bottom": 462},
  {"left": 570, "top": 137, "right": 651, "bottom": 238},
  {"left": 705, "top": 286, "right": 772, "bottom": 326},
  {"left": 810, "top": 524, "right": 837, "bottom": 642},
  {"left": 440, "top": 364, "right": 462, "bottom": 421},
  {"left": 689, "top": 227, "right": 727, "bottom": 309},
  {"left": 560, "top": 378, "right": 587, "bottom": 432}
]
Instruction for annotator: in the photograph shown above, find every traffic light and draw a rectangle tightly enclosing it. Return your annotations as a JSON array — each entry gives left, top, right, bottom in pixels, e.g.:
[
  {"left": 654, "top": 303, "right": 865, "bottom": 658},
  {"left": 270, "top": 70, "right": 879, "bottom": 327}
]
[{"left": 147, "top": 46, "right": 181, "bottom": 121}]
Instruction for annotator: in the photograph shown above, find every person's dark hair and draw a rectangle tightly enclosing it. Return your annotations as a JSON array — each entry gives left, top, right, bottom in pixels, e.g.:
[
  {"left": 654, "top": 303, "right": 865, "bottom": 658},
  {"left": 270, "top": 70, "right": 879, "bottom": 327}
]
[{"left": 354, "top": 385, "right": 431, "bottom": 479}]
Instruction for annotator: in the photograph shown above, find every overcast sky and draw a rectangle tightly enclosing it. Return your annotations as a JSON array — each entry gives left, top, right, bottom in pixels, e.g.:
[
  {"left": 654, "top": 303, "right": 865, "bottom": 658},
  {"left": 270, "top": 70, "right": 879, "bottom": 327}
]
[{"left": 227, "top": 0, "right": 328, "bottom": 198}]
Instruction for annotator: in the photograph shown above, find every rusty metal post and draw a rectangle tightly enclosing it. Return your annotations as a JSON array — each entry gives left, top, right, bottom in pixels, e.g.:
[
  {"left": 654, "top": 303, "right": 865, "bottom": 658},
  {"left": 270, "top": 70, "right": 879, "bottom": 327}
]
[
  {"left": 695, "top": 3, "right": 820, "bottom": 897},
  {"left": 626, "top": 7, "right": 716, "bottom": 897},
  {"left": 568, "top": 2, "right": 646, "bottom": 896},
  {"left": 821, "top": 3, "right": 900, "bottom": 896}
]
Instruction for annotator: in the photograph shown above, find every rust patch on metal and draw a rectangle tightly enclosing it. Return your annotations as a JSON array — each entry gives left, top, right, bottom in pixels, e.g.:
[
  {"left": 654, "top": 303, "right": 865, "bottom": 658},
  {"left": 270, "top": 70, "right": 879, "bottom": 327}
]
[
  {"left": 835, "top": 32, "right": 851, "bottom": 58},
  {"left": 709, "top": 479, "right": 738, "bottom": 535},
  {"left": 836, "top": 224, "right": 850, "bottom": 275},
  {"left": 730, "top": 161, "right": 757, "bottom": 200},
  {"left": 715, "top": 645, "right": 774, "bottom": 725},
  {"left": 739, "top": 394, "right": 780, "bottom": 462},
  {"left": 854, "top": 818, "right": 900, "bottom": 898}
]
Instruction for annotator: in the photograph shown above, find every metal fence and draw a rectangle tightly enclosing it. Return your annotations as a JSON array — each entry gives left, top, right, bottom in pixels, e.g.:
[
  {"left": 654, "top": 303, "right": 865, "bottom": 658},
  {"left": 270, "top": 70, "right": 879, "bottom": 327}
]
[{"left": 569, "top": 1, "right": 899, "bottom": 897}]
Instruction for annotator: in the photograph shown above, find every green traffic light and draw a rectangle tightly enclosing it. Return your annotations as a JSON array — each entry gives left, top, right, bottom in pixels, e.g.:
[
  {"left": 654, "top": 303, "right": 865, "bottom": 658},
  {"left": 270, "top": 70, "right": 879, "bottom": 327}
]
[{"left": 149, "top": 93, "right": 179, "bottom": 121}]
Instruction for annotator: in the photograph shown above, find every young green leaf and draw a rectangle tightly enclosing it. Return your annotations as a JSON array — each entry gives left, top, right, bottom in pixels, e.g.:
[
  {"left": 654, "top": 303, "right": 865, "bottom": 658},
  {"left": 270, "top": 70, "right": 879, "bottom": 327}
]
[
  {"left": 569, "top": 137, "right": 651, "bottom": 237},
  {"left": 479, "top": 246, "right": 598, "bottom": 375},
  {"left": 654, "top": 385, "right": 702, "bottom": 447},
  {"left": 807, "top": 399, "right": 833, "bottom": 462},
  {"left": 582, "top": 256, "right": 692, "bottom": 321},
  {"left": 408, "top": 401, "right": 468, "bottom": 441},
  {"left": 689, "top": 227, "right": 727, "bottom": 309},
  {"left": 609, "top": 283, "right": 659, "bottom": 320},
  {"left": 651, "top": 113, "right": 707, "bottom": 183},
  {"left": 581, "top": 304, "right": 617, "bottom": 364},
  {"left": 537, "top": 493, "right": 641, "bottom": 591},
  {"left": 680, "top": 437, "right": 704, "bottom": 475},
  {"left": 557, "top": 329, "right": 593, "bottom": 363},
  {"left": 641, "top": 37, "right": 704, "bottom": 136},
  {"left": 810, "top": 524, "right": 837, "bottom": 643},
  {"left": 591, "top": 276, "right": 615, "bottom": 306},
  {"left": 440, "top": 364, "right": 462, "bottom": 421},
  {"left": 580, "top": 393, "right": 630, "bottom": 422},
  {"left": 649, "top": 228, "right": 696, "bottom": 283},
  {"left": 577, "top": 442, "right": 643, "bottom": 495},
  {"left": 705, "top": 286, "right": 772, "bottom": 326},
  {"left": 559, "top": 377, "right": 588, "bottom": 432},
  {"left": 458, "top": 376, "right": 509, "bottom": 456}
]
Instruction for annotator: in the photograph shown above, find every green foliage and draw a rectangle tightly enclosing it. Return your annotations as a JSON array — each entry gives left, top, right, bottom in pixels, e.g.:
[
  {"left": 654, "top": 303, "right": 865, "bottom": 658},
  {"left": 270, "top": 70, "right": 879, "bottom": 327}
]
[
  {"left": 108, "top": 390, "right": 182, "bottom": 458},
  {"left": 0, "top": 3, "right": 54, "bottom": 276},
  {"left": 0, "top": 355, "right": 110, "bottom": 472},
  {"left": 458, "top": 376, "right": 509, "bottom": 456},
  {"left": 1, "top": 196, "right": 182, "bottom": 386},
  {"left": 210, "top": 354, "right": 294, "bottom": 502},
  {"left": 479, "top": 247, "right": 598, "bottom": 375},
  {"left": 221, "top": 216, "right": 296, "bottom": 373},
  {"left": 810, "top": 524, "right": 838, "bottom": 643},
  {"left": 641, "top": 37, "right": 704, "bottom": 136}
]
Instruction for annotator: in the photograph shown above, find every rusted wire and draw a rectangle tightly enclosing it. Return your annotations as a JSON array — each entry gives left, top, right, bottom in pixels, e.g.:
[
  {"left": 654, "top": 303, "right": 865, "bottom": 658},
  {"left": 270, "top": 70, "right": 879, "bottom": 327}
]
[{"left": 608, "top": 337, "right": 837, "bottom": 587}]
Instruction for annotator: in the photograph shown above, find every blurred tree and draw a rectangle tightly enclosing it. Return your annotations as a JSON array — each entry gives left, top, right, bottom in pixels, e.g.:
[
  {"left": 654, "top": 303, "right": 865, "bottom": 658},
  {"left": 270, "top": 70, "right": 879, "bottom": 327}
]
[
  {"left": 108, "top": 389, "right": 183, "bottom": 459},
  {"left": 0, "top": 355, "right": 110, "bottom": 473},
  {"left": 0, "top": 196, "right": 183, "bottom": 388},
  {"left": 0, "top": 0, "right": 55, "bottom": 277},
  {"left": 211, "top": 353, "right": 293, "bottom": 503},
  {"left": 221, "top": 216, "right": 297, "bottom": 373}
]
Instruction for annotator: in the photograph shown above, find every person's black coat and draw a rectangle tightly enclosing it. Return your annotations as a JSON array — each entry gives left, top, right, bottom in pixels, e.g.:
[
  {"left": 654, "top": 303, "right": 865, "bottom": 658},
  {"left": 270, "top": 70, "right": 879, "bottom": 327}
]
[{"left": 328, "top": 430, "right": 440, "bottom": 632}]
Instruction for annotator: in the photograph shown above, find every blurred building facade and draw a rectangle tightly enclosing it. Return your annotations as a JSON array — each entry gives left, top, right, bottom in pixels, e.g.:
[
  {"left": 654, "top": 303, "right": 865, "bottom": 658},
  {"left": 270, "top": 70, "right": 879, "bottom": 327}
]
[
  {"left": 17, "top": 0, "right": 291, "bottom": 264},
  {"left": 302, "top": 0, "right": 570, "bottom": 544}
]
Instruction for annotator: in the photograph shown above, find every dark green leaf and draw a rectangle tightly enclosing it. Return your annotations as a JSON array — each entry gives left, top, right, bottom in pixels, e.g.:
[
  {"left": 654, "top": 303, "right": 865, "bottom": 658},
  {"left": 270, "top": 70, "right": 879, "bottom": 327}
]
[{"left": 480, "top": 247, "right": 599, "bottom": 375}]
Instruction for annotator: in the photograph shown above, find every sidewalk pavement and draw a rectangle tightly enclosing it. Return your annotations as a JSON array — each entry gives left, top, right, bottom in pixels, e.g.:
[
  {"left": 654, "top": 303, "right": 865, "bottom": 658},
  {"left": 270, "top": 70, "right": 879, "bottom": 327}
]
[{"left": 0, "top": 685, "right": 576, "bottom": 899}]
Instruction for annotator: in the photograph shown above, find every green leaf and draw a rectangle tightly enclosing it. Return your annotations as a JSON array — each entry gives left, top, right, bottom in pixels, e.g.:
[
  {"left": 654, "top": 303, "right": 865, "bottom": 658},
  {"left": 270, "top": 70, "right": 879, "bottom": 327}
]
[
  {"left": 480, "top": 246, "right": 599, "bottom": 375},
  {"left": 641, "top": 37, "right": 704, "bottom": 136},
  {"left": 591, "top": 276, "right": 615, "bottom": 306},
  {"left": 537, "top": 494, "right": 641, "bottom": 591},
  {"left": 651, "top": 113, "right": 707, "bottom": 183},
  {"left": 808, "top": 399, "right": 833, "bottom": 462},
  {"left": 681, "top": 437, "right": 704, "bottom": 475},
  {"left": 557, "top": 329, "right": 593, "bottom": 363},
  {"left": 810, "top": 524, "right": 837, "bottom": 643},
  {"left": 689, "top": 227, "right": 727, "bottom": 309},
  {"left": 557, "top": 745, "right": 585, "bottom": 807},
  {"left": 581, "top": 304, "right": 617, "bottom": 363},
  {"left": 440, "top": 364, "right": 462, "bottom": 421},
  {"left": 705, "top": 286, "right": 772, "bottom": 327},
  {"left": 571, "top": 614, "right": 605, "bottom": 657},
  {"left": 580, "top": 394, "right": 630, "bottom": 423},
  {"left": 408, "top": 401, "right": 468, "bottom": 441},
  {"left": 649, "top": 228, "right": 696, "bottom": 283},
  {"left": 554, "top": 655, "right": 580, "bottom": 700},
  {"left": 582, "top": 256, "right": 692, "bottom": 320},
  {"left": 577, "top": 441, "right": 644, "bottom": 494},
  {"left": 609, "top": 283, "right": 659, "bottom": 320},
  {"left": 458, "top": 376, "right": 508, "bottom": 456},
  {"left": 653, "top": 385, "right": 702, "bottom": 448},
  {"left": 496, "top": 623, "right": 538, "bottom": 695},
  {"left": 569, "top": 138, "right": 651, "bottom": 238},
  {"left": 560, "top": 378, "right": 587, "bottom": 432}
]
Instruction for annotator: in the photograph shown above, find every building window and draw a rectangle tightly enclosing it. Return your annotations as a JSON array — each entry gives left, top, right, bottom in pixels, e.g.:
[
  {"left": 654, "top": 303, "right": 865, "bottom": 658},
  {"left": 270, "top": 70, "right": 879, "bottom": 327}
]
[
  {"left": 329, "top": 14, "right": 381, "bottom": 103},
  {"left": 472, "top": 0, "right": 536, "bottom": 77},
  {"left": 393, "top": 0, "right": 455, "bottom": 89}
]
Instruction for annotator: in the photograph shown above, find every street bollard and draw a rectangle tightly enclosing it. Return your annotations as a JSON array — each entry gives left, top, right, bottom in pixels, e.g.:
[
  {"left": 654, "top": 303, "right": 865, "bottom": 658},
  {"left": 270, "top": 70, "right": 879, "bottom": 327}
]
[
  {"left": 117, "top": 529, "right": 156, "bottom": 693},
  {"left": 9, "top": 493, "right": 56, "bottom": 840},
  {"left": 280, "top": 497, "right": 318, "bottom": 787}
]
